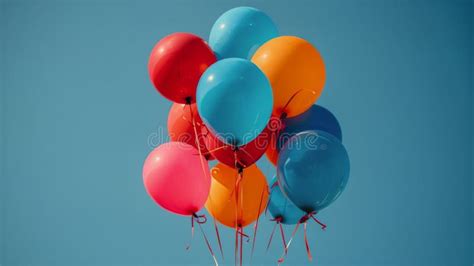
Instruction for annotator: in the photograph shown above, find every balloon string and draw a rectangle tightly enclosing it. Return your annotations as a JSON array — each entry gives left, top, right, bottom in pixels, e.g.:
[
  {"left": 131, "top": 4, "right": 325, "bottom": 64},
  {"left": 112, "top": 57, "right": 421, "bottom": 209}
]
[
  {"left": 250, "top": 186, "right": 266, "bottom": 261},
  {"left": 266, "top": 222, "right": 278, "bottom": 252},
  {"left": 266, "top": 217, "right": 281, "bottom": 252},
  {"left": 187, "top": 101, "right": 208, "bottom": 176},
  {"left": 185, "top": 213, "right": 207, "bottom": 250},
  {"left": 236, "top": 147, "right": 256, "bottom": 167},
  {"left": 265, "top": 181, "right": 279, "bottom": 216},
  {"left": 299, "top": 211, "right": 326, "bottom": 229},
  {"left": 180, "top": 105, "right": 202, "bottom": 127},
  {"left": 234, "top": 150, "right": 244, "bottom": 224},
  {"left": 277, "top": 221, "right": 300, "bottom": 265},
  {"left": 276, "top": 212, "right": 326, "bottom": 264},
  {"left": 240, "top": 227, "right": 243, "bottom": 266},
  {"left": 236, "top": 155, "right": 247, "bottom": 169},
  {"left": 279, "top": 221, "right": 287, "bottom": 254},
  {"left": 234, "top": 226, "right": 239, "bottom": 266},
  {"left": 304, "top": 222, "right": 313, "bottom": 261},
  {"left": 206, "top": 145, "right": 227, "bottom": 154},
  {"left": 310, "top": 213, "right": 327, "bottom": 230},
  {"left": 238, "top": 229, "right": 250, "bottom": 241},
  {"left": 213, "top": 217, "right": 224, "bottom": 260},
  {"left": 280, "top": 88, "right": 316, "bottom": 117},
  {"left": 196, "top": 217, "right": 219, "bottom": 266},
  {"left": 233, "top": 147, "right": 241, "bottom": 266},
  {"left": 239, "top": 174, "right": 244, "bottom": 230},
  {"left": 238, "top": 180, "right": 244, "bottom": 243},
  {"left": 229, "top": 169, "right": 244, "bottom": 202},
  {"left": 227, "top": 172, "right": 240, "bottom": 203},
  {"left": 186, "top": 215, "right": 195, "bottom": 251},
  {"left": 230, "top": 148, "right": 241, "bottom": 202},
  {"left": 194, "top": 144, "right": 226, "bottom": 158},
  {"left": 234, "top": 171, "right": 240, "bottom": 224}
]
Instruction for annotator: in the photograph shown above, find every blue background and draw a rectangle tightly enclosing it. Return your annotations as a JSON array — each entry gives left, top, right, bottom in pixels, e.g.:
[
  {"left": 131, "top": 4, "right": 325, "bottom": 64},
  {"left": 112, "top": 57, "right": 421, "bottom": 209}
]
[{"left": 1, "top": 0, "right": 472, "bottom": 265}]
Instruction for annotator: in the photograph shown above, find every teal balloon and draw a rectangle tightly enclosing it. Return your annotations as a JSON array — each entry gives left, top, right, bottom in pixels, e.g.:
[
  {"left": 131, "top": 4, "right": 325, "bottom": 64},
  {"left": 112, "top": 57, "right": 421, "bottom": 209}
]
[
  {"left": 196, "top": 58, "right": 273, "bottom": 146},
  {"left": 267, "top": 176, "right": 306, "bottom": 225},
  {"left": 277, "top": 130, "right": 350, "bottom": 213},
  {"left": 209, "top": 7, "right": 278, "bottom": 59}
]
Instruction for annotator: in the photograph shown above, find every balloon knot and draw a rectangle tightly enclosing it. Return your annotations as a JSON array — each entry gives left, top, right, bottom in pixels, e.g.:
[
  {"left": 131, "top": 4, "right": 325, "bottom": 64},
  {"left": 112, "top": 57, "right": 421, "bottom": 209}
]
[
  {"left": 193, "top": 213, "right": 207, "bottom": 224},
  {"left": 299, "top": 211, "right": 317, "bottom": 224},
  {"left": 237, "top": 227, "right": 250, "bottom": 242},
  {"left": 271, "top": 216, "right": 283, "bottom": 223},
  {"left": 185, "top": 97, "right": 192, "bottom": 105}
]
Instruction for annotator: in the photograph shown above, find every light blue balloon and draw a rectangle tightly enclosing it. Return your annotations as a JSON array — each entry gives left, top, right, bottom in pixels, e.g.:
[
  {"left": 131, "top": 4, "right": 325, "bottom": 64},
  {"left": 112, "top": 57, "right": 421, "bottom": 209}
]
[
  {"left": 267, "top": 176, "right": 306, "bottom": 225},
  {"left": 277, "top": 130, "right": 350, "bottom": 213},
  {"left": 196, "top": 58, "right": 273, "bottom": 146},
  {"left": 209, "top": 7, "right": 278, "bottom": 59}
]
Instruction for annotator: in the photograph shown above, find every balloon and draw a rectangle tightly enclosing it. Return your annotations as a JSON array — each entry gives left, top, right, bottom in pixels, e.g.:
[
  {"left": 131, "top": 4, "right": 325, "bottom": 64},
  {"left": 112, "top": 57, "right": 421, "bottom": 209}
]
[
  {"left": 267, "top": 177, "right": 306, "bottom": 225},
  {"left": 196, "top": 58, "right": 273, "bottom": 146},
  {"left": 205, "top": 163, "right": 269, "bottom": 228},
  {"left": 143, "top": 142, "right": 211, "bottom": 216},
  {"left": 266, "top": 105, "right": 342, "bottom": 165},
  {"left": 209, "top": 7, "right": 278, "bottom": 59},
  {"left": 167, "top": 103, "right": 214, "bottom": 160},
  {"left": 202, "top": 116, "right": 279, "bottom": 168},
  {"left": 148, "top": 33, "right": 216, "bottom": 103},
  {"left": 252, "top": 36, "right": 326, "bottom": 118},
  {"left": 277, "top": 131, "right": 350, "bottom": 213}
]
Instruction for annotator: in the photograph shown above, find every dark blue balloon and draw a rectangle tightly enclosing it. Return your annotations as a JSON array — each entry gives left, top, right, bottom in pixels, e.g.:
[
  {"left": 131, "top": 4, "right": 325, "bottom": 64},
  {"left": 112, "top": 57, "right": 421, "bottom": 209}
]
[
  {"left": 277, "top": 105, "right": 342, "bottom": 152},
  {"left": 277, "top": 130, "right": 350, "bottom": 213},
  {"left": 267, "top": 176, "right": 306, "bottom": 225}
]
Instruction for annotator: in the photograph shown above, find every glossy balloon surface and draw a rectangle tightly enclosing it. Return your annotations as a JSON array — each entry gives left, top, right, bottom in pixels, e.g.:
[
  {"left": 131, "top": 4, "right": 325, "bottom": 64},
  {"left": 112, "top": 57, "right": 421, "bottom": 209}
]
[
  {"left": 277, "top": 131, "right": 349, "bottom": 212},
  {"left": 209, "top": 6, "right": 278, "bottom": 59},
  {"left": 267, "top": 177, "right": 306, "bottom": 225},
  {"left": 197, "top": 58, "right": 273, "bottom": 146},
  {"left": 148, "top": 33, "right": 216, "bottom": 103},
  {"left": 252, "top": 36, "right": 325, "bottom": 117},
  {"left": 202, "top": 117, "right": 278, "bottom": 168},
  {"left": 167, "top": 103, "right": 214, "bottom": 160},
  {"left": 266, "top": 105, "right": 342, "bottom": 165},
  {"left": 205, "top": 164, "right": 269, "bottom": 228},
  {"left": 143, "top": 142, "right": 211, "bottom": 216}
]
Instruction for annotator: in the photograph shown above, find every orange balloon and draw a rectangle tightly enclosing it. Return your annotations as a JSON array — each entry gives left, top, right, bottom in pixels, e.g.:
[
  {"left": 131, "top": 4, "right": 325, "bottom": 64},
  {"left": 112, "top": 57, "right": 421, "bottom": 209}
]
[
  {"left": 205, "top": 163, "right": 269, "bottom": 228},
  {"left": 251, "top": 36, "right": 326, "bottom": 118}
]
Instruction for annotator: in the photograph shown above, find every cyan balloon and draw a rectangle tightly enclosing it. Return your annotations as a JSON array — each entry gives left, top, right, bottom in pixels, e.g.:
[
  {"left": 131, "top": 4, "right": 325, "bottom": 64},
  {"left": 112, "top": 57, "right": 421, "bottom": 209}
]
[
  {"left": 267, "top": 176, "right": 306, "bottom": 225},
  {"left": 209, "top": 7, "right": 278, "bottom": 59},
  {"left": 196, "top": 58, "right": 273, "bottom": 146},
  {"left": 277, "top": 130, "right": 350, "bottom": 213},
  {"left": 277, "top": 104, "right": 342, "bottom": 151}
]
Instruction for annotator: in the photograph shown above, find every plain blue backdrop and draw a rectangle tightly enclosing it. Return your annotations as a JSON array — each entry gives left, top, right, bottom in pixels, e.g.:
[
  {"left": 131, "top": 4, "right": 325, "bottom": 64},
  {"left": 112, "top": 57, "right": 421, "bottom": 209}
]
[{"left": 1, "top": 0, "right": 472, "bottom": 265}]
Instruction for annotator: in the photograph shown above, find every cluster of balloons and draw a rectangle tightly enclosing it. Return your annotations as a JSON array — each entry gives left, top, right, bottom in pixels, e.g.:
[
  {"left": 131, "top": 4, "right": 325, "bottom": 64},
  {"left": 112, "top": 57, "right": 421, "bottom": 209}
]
[{"left": 142, "top": 6, "right": 350, "bottom": 265}]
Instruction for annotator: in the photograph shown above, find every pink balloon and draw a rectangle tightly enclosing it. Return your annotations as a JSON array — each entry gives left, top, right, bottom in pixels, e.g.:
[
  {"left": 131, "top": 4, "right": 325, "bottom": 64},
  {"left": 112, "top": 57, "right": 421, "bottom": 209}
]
[{"left": 143, "top": 142, "right": 211, "bottom": 216}]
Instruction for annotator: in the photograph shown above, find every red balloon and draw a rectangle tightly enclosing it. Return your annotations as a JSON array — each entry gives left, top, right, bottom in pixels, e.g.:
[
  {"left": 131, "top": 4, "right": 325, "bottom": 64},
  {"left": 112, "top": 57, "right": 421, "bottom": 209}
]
[
  {"left": 203, "top": 117, "right": 280, "bottom": 168},
  {"left": 265, "top": 134, "right": 279, "bottom": 165},
  {"left": 265, "top": 117, "right": 284, "bottom": 165},
  {"left": 148, "top": 33, "right": 217, "bottom": 103},
  {"left": 167, "top": 103, "right": 214, "bottom": 160}
]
